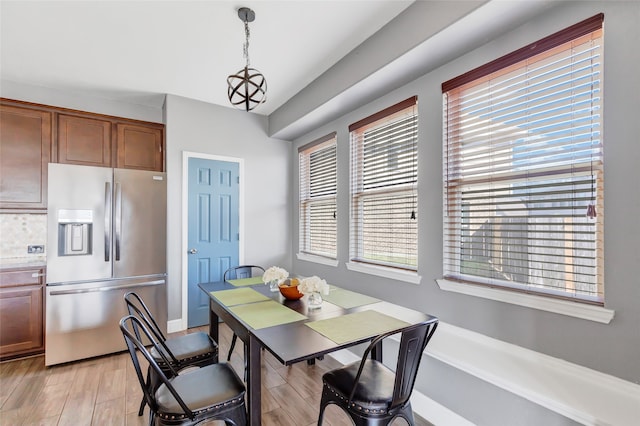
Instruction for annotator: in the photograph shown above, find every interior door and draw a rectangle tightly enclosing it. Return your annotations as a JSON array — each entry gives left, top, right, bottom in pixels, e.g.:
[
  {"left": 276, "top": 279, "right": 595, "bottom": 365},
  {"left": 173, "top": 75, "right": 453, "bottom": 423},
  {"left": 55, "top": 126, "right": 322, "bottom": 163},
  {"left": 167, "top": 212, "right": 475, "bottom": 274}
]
[{"left": 187, "top": 158, "right": 240, "bottom": 328}]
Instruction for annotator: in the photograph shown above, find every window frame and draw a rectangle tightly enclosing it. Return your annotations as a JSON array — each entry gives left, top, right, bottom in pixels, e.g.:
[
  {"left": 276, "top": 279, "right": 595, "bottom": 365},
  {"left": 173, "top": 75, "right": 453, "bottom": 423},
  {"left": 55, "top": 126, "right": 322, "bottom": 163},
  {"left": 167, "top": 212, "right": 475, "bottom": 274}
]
[
  {"left": 348, "top": 96, "right": 420, "bottom": 279},
  {"left": 298, "top": 133, "right": 338, "bottom": 263},
  {"left": 441, "top": 14, "right": 605, "bottom": 305}
]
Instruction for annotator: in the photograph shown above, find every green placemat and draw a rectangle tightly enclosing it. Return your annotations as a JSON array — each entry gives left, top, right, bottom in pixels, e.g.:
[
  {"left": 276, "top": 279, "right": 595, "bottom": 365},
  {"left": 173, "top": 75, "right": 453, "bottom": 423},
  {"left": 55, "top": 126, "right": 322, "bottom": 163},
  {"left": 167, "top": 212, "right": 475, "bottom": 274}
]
[
  {"left": 227, "top": 276, "right": 264, "bottom": 287},
  {"left": 305, "top": 310, "right": 410, "bottom": 344},
  {"left": 322, "top": 286, "right": 380, "bottom": 309},
  {"left": 210, "top": 288, "right": 269, "bottom": 307},
  {"left": 229, "top": 300, "right": 307, "bottom": 330}
]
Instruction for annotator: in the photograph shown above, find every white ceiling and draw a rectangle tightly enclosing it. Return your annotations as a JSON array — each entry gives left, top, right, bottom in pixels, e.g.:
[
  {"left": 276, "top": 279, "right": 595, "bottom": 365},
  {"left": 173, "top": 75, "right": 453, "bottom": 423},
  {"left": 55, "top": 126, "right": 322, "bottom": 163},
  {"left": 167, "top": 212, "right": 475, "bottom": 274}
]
[
  {"left": 0, "top": 0, "right": 414, "bottom": 115},
  {"left": 1, "top": 0, "right": 560, "bottom": 139}
]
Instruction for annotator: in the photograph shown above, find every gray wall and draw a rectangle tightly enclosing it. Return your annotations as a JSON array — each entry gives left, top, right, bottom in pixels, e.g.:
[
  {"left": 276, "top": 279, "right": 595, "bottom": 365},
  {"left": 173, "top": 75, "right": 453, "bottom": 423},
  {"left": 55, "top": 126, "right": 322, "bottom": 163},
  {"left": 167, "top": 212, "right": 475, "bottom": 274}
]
[
  {"left": 290, "top": 1, "right": 639, "bottom": 424},
  {"left": 164, "top": 94, "right": 291, "bottom": 320}
]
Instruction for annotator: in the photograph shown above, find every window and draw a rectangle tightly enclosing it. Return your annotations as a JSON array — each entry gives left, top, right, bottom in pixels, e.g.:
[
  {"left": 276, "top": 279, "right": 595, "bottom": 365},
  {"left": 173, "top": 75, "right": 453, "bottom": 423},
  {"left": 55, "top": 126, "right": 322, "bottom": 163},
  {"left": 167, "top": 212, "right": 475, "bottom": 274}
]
[
  {"left": 299, "top": 133, "right": 337, "bottom": 259},
  {"left": 442, "top": 14, "right": 604, "bottom": 303},
  {"left": 350, "top": 97, "right": 418, "bottom": 271}
]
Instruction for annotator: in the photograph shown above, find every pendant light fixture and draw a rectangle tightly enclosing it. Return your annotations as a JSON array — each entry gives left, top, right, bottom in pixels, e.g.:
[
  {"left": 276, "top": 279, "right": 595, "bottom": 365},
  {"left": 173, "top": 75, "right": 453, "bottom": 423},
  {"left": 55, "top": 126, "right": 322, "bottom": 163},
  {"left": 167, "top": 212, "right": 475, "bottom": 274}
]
[{"left": 227, "top": 7, "right": 267, "bottom": 111}]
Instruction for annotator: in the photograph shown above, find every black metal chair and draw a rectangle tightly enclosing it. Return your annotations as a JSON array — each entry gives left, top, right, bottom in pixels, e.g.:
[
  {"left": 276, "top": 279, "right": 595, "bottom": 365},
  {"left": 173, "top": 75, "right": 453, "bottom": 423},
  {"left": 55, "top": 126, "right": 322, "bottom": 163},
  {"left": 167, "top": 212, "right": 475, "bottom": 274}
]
[
  {"left": 124, "top": 292, "right": 218, "bottom": 415},
  {"left": 120, "top": 315, "right": 246, "bottom": 426},
  {"left": 317, "top": 318, "right": 439, "bottom": 426},
  {"left": 222, "top": 265, "right": 265, "bottom": 362}
]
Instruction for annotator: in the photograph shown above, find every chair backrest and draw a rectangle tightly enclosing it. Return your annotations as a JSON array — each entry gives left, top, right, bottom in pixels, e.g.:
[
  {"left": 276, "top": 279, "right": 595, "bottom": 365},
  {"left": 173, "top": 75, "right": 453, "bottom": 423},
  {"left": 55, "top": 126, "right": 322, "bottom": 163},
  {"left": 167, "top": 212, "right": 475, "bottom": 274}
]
[
  {"left": 124, "top": 291, "right": 166, "bottom": 342},
  {"left": 120, "top": 315, "right": 195, "bottom": 419},
  {"left": 391, "top": 319, "right": 438, "bottom": 409},
  {"left": 223, "top": 265, "right": 265, "bottom": 281},
  {"left": 349, "top": 318, "right": 438, "bottom": 411}
]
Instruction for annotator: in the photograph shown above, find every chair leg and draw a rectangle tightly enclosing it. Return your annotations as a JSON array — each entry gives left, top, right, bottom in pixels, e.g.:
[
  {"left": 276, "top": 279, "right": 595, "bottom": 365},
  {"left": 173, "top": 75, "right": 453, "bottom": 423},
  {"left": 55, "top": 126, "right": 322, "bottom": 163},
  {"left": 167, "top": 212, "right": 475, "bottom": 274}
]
[
  {"left": 317, "top": 402, "right": 326, "bottom": 425},
  {"left": 138, "top": 397, "right": 146, "bottom": 416},
  {"left": 243, "top": 343, "right": 248, "bottom": 383},
  {"left": 227, "top": 333, "right": 238, "bottom": 361},
  {"left": 398, "top": 402, "right": 416, "bottom": 426},
  {"left": 138, "top": 368, "right": 151, "bottom": 416},
  {"left": 227, "top": 402, "right": 247, "bottom": 426}
]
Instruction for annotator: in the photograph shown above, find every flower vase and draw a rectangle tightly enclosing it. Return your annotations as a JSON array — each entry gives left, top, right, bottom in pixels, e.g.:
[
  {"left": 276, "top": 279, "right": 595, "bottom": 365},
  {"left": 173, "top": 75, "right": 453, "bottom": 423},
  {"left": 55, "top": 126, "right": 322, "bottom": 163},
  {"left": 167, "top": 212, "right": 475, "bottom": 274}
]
[
  {"left": 269, "top": 280, "right": 280, "bottom": 292},
  {"left": 308, "top": 291, "right": 323, "bottom": 308}
]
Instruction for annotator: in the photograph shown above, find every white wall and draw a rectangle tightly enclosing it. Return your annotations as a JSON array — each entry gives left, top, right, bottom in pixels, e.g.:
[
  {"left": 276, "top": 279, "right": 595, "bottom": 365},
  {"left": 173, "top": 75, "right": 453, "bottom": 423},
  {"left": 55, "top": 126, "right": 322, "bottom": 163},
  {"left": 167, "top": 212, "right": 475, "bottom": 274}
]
[
  {"left": 290, "top": 2, "right": 640, "bottom": 424},
  {"left": 164, "top": 94, "right": 291, "bottom": 320}
]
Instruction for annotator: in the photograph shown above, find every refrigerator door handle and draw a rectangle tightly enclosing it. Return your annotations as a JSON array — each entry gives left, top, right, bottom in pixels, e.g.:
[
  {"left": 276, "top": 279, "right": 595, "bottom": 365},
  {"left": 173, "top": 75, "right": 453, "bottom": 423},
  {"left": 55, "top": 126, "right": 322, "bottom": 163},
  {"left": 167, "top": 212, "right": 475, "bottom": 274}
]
[
  {"left": 115, "top": 182, "right": 122, "bottom": 261},
  {"left": 49, "top": 279, "right": 165, "bottom": 296},
  {"left": 105, "top": 181, "right": 112, "bottom": 262}
]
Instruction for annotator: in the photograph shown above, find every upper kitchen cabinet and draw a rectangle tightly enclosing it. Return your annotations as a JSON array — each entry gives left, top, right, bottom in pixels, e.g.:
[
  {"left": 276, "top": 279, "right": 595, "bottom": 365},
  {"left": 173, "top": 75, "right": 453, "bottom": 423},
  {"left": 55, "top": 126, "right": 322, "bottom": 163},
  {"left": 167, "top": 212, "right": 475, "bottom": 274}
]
[
  {"left": 0, "top": 103, "right": 51, "bottom": 211},
  {"left": 116, "top": 122, "right": 163, "bottom": 171},
  {"left": 56, "top": 113, "right": 164, "bottom": 172},
  {"left": 57, "top": 114, "right": 112, "bottom": 167}
]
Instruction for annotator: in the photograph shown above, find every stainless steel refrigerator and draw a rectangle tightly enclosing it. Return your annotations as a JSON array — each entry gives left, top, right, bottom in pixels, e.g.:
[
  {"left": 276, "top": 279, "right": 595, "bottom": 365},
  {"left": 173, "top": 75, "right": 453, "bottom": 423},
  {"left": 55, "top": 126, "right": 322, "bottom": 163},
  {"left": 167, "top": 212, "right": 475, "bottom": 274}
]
[{"left": 45, "top": 163, "right": 167, "bottom": 366}]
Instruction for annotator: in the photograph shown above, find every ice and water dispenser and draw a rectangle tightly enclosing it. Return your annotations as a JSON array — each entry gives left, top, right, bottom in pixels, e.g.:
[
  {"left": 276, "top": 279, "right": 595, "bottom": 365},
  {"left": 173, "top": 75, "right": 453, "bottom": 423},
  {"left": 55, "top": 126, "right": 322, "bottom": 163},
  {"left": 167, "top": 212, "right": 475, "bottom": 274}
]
[{"left": 57, "top": 209, "right": 93, "bottom": 256}]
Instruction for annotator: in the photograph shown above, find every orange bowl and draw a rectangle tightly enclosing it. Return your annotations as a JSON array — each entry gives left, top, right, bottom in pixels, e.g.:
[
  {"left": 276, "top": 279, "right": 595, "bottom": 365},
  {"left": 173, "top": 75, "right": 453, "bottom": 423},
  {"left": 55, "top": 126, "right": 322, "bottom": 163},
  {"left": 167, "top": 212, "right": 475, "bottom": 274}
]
[{"left": 279, "top": 282, "right": 303, "bottom": 300}]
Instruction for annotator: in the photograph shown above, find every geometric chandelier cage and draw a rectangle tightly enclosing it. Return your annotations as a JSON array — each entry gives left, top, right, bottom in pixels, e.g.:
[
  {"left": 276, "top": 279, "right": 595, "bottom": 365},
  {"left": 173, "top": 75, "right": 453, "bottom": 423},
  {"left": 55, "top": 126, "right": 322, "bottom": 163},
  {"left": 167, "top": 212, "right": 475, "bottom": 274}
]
[{"left": 227, "top": 7, "right": 267, "bottom": 111}]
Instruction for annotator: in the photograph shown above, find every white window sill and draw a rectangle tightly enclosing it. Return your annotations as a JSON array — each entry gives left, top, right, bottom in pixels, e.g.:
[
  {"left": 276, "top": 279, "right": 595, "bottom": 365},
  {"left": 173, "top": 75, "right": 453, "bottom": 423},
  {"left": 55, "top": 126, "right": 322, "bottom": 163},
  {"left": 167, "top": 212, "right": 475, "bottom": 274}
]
[
  {"left": 436, "top": 278, "right": 615, "bottom": 324},
  {"left": 296, "top": 252, "right": 339, "bottom": 267},
  {"left": 346, "top": 262, "right": 421, "bottom": 284}
]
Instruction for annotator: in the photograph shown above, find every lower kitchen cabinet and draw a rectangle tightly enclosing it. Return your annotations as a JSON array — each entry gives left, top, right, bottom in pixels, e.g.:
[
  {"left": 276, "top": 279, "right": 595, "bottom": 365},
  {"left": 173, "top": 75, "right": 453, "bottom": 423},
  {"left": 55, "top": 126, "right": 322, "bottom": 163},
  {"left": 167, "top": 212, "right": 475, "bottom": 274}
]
[{"left": 0, "top": 266, "right": 45, "bottom": 360}]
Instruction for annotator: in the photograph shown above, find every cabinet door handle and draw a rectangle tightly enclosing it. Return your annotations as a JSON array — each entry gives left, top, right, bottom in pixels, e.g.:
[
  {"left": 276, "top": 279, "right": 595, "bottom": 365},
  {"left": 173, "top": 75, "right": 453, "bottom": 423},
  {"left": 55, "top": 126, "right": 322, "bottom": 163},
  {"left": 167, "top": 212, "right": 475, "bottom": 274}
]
[{"left": 31, "top": 273, "right": 46, "bottom": 278}]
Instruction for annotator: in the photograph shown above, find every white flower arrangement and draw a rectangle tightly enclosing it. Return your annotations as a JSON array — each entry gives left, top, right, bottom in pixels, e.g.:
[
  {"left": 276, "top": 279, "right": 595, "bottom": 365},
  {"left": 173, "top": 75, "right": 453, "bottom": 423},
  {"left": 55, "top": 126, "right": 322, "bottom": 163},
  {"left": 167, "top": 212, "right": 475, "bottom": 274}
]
[
  {"left": 262, "top": 266, "right": 289, "bottom": 285},
  {"left": 298, "top": 276, "right": 330, "bottom": 295}
]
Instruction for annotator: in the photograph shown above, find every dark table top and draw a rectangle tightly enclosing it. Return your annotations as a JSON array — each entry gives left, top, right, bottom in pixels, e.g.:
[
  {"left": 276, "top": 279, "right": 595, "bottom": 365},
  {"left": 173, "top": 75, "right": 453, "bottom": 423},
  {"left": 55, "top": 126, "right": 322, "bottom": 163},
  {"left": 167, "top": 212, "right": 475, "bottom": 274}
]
[{"left": 198, "top": 280, "right": 436, "bottom": 365}]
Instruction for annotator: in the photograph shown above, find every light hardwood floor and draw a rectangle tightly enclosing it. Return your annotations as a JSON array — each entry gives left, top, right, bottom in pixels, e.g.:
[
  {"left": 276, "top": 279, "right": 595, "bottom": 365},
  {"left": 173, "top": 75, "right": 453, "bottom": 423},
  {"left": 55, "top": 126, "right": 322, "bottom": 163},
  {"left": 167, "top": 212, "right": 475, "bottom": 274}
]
[{"left": 0, "top": 323, "right": 433, "bottom": 426}]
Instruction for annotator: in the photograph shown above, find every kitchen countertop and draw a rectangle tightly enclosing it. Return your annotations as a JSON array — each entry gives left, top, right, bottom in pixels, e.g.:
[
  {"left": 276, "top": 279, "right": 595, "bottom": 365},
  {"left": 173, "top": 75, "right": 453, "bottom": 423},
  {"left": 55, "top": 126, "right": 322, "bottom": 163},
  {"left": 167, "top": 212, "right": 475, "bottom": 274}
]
[{"left": 0, "top": 257, "right": 46, "bottom": 270}]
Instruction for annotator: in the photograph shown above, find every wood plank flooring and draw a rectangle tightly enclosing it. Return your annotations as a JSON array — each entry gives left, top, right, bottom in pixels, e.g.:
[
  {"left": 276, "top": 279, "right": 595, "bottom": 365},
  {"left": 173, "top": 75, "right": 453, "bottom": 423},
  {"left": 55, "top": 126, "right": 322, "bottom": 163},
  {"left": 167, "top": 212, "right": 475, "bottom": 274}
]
[{"left": 0, "top": 323, "right": 433, "bottom": 426}]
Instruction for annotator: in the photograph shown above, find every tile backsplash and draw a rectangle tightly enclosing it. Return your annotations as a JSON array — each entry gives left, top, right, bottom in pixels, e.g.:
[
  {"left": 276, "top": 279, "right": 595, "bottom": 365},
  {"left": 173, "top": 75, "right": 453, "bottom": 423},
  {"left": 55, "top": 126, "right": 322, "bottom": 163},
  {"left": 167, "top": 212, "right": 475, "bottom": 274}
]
[{"left": 0, "top": 213, "right": 47, "bottom": 263}]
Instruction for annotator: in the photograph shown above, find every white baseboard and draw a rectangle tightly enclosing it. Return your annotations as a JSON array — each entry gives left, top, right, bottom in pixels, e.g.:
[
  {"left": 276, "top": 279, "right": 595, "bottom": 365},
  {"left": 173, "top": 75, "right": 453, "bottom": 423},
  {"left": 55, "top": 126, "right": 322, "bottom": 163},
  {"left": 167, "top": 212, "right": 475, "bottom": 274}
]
[
  {"left": 425, "top": 322, "right": 640, "bottom": 426},
  {"left": 166, "top": 318, "right": 184, "bottom": 334}
]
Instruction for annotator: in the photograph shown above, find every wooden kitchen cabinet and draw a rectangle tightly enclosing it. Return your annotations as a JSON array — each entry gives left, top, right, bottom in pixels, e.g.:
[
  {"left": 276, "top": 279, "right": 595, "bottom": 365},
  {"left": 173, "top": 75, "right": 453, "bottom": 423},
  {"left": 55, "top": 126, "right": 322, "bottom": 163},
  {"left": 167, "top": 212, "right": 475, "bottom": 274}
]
[
  {"left": 0, "top": 103, "right": 51, "bottom": 211},
  {"left": 0, "top": 266, "right": 45, "bottom": 360},
  {"left": 57, "top": 114, "right": 164, "bottom": 171},
  {"left": 1, "top": 98, "right": 164, "bottom": 212},
  {"left": 57, "top": 113, "right": 112, "bottom": 167},
  {"left": 116, "top": 122, "right": 163, "bottom": 171}
]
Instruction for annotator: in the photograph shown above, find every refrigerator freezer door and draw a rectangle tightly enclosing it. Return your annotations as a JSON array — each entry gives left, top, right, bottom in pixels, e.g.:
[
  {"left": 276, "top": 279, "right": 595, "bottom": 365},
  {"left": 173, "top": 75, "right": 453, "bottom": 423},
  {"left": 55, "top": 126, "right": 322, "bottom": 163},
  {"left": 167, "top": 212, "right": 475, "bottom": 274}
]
[
  {"left": 113, "top": 169, "right": 166, "bottom": 278},
  {"left": 45, "top": 276, "right": 167, "bottom": 366},
  {"left": 47, "top": 163, "right": 113, "bottom": 284}
]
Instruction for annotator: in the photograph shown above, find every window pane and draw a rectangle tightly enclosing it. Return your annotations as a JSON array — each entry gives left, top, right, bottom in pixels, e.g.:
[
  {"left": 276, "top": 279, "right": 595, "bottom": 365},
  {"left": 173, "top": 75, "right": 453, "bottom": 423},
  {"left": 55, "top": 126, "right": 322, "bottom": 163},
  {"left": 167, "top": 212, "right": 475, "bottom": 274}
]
[
  {"left": 355, "top": 191, "right": 417, "bottom": 268},
  {"left": 303, "top": 199, "right": 337, "bottom": 257}
]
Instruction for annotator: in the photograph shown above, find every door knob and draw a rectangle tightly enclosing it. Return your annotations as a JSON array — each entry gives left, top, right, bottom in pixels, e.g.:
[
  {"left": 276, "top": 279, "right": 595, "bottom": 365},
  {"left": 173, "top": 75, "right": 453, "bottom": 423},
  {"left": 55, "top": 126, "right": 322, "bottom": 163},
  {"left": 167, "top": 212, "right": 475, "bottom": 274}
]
[{"left": 188, "top": 248, "right": 198, "bottom": 254}]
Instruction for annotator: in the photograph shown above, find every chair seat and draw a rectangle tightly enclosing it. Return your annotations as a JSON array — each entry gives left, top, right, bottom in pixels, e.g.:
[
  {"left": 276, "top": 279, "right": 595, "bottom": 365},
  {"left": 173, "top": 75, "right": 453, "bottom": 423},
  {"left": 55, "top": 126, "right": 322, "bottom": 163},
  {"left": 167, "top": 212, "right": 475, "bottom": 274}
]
[
  {"left": 155, "top": 363, "right": 246, "bottom": 420},
  {"left": 150, "top": 332, "right": 216, "bottom": 367},
  {"left": 322, "top": 359, "right": 396, "bottom": 413}
]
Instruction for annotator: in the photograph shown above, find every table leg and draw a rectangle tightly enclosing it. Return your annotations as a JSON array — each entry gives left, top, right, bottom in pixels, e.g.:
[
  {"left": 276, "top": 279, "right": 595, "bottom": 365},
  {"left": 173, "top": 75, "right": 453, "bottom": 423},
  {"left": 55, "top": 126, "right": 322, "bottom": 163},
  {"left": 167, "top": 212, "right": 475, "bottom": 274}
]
[
  {"left": 371, "top": 340, "right": 383, "bottom": 363},
  {"left": 209, "top": 301, "right": 219, "bottom": 363},
  {"left": 247, "top": 334, "right": 262, "bottom": 426}
]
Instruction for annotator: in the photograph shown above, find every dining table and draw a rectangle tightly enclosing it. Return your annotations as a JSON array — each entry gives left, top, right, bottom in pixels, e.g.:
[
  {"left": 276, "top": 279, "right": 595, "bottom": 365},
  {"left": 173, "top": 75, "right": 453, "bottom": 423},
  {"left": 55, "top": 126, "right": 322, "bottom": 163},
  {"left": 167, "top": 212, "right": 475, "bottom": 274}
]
[{"left": 198, "top": 278, "right": 437, "bottom": 426}]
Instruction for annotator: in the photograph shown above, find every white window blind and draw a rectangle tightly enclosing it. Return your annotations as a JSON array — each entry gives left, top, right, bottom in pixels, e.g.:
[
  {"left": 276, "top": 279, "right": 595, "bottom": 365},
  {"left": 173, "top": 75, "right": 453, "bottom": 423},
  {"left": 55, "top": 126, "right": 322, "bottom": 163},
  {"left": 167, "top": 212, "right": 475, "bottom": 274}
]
[
  {"left": 350, "top": 97, "right": 418, "bottom": 270},
  {"left": 442, "top": 14, "right": 604, "bottom": 303},
  {"left": 299, "top": 133, "right": 337, "bottom": 259}
]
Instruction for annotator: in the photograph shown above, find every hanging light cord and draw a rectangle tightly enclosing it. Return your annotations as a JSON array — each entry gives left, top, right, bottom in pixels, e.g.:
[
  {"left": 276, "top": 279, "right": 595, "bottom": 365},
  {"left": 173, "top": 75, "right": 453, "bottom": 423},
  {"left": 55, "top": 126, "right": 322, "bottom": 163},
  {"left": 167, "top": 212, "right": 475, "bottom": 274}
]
[{"left": 243, "top": 20, "right": 251, "bottom": 67}]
